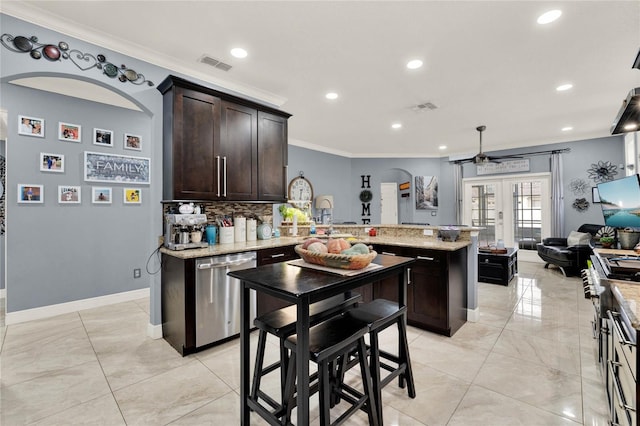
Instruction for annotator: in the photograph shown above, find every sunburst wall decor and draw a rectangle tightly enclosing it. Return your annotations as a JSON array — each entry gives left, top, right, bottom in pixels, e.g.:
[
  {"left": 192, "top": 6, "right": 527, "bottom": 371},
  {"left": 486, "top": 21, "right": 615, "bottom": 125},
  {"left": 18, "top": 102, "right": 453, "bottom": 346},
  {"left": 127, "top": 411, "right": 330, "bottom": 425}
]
[
  {"left": 569, "top": 178, "right": 588, "bottom": 195},
  {"left": 587, "top": 160, "right": 618, "bottom": 183}
]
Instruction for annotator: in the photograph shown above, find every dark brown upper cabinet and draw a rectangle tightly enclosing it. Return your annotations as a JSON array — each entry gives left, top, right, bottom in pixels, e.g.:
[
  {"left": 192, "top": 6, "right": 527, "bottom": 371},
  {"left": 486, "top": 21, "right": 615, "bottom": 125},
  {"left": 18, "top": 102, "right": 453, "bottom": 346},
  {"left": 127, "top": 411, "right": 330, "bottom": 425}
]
[{"left": 158, "top": 75, "right": 291, "bottom": 201}]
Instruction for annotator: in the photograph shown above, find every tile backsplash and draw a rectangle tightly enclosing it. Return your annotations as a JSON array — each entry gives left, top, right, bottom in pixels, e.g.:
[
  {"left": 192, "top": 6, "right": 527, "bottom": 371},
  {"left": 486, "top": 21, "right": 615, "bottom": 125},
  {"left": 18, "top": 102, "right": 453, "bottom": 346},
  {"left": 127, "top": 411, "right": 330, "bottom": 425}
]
[{"left": 163, "top": 201, "right": 273, "bottom": 226}]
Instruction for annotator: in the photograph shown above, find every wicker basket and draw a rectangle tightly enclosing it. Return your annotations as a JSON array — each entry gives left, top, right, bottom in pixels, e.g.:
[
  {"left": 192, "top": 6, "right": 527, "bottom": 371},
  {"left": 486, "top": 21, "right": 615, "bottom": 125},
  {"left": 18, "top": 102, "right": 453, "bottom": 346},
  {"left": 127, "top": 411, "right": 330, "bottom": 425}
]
[{"left": 294, "top": 245, "right": 377, "bottom": 270}]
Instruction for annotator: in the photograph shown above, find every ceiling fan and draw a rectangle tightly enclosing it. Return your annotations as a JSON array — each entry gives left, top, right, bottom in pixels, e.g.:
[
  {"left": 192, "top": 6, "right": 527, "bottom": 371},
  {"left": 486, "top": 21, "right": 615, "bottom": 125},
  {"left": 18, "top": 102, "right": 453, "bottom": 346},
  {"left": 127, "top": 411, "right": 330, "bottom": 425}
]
[{"left": 460, "top": 125, "right": 523, "bottom": 164}]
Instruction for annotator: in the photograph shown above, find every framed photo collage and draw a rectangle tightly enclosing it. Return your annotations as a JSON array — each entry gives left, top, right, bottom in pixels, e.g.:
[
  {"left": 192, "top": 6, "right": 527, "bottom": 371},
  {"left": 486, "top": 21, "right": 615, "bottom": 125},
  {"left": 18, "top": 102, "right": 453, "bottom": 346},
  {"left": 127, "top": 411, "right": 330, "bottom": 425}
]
[{"left": 17, "top": 114, "right": 149, "bottom": 206}]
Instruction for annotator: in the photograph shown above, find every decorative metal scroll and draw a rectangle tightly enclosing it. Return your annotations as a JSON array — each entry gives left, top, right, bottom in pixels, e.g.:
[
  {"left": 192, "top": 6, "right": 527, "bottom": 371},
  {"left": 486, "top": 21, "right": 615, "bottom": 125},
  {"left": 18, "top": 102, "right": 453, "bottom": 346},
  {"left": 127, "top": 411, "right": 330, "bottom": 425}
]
[{"left": 1, "top": 33, "right": 154, "bottom": 87}]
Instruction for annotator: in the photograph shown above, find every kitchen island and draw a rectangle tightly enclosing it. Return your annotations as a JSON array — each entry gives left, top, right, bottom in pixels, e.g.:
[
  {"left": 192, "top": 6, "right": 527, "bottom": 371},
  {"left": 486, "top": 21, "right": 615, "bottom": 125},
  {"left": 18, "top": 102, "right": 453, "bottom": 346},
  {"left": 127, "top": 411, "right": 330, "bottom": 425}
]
[{"left": 160, "top": 224, "right": 478, "bottom": 354}]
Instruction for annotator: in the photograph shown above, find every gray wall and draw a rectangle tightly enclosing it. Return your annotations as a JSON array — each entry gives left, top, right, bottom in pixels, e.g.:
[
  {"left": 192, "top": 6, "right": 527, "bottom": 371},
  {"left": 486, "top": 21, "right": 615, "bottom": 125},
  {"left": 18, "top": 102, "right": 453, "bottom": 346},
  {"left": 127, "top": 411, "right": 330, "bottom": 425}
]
[
  {"left": 4, "top": 84, "right": 153, "bottom": 310},
  {"left": 1, "top": 14, "right": 166, "bottom": 319},
  {"left": 287, "top": 145, "right": 352, "bottom": 222},
  {"left": 459, "top": 136, "right": 624, "bottom": 236},
  {"left": 289, "top": 135, "right": 625, "bottom": 236}
]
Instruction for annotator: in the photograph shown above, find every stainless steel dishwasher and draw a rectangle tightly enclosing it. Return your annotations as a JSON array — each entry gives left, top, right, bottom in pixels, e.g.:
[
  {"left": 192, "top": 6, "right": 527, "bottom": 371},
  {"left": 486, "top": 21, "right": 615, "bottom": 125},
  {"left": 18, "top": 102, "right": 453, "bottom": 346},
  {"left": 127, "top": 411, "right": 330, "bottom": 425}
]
[{"left": 195, "top": 251, "right": 257, "bottom": 347}]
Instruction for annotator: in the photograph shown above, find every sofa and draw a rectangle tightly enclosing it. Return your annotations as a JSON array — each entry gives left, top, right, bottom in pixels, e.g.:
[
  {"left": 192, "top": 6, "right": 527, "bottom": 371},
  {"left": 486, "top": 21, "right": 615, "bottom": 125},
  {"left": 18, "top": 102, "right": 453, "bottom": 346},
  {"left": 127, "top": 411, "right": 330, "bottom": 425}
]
[{"left": 536, "top": 224, "right": 603, "bottom": 276}]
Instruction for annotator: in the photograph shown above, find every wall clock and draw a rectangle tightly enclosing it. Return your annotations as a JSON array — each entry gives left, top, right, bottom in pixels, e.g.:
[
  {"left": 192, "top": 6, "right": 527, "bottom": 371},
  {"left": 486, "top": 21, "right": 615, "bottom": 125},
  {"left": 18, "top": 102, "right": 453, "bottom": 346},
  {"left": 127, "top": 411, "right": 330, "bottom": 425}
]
[
  {"left": 359, "top": 189, "right": 372, "bottom": 203},
  {"left": 288, "top": 173, "right": 313, "bottom": 205}
]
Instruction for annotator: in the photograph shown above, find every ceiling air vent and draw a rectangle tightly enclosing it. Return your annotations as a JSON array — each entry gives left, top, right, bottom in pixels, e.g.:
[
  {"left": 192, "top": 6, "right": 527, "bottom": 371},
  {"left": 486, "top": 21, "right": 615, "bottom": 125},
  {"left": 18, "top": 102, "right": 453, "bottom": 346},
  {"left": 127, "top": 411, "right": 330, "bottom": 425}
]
[
  {"left": 199, "top": 55, "right": 232, "bottom": 72},
  {"left": 410, "top": 101, "right": 438, "bottom": 112}
]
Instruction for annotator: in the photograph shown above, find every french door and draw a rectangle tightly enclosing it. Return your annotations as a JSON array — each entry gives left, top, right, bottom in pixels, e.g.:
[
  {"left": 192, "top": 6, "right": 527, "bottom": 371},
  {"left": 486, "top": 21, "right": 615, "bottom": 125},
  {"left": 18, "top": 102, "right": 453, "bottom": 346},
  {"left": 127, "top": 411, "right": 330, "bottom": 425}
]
[{"left": 463, "top": 173, "right": 551, "bottom": 259}]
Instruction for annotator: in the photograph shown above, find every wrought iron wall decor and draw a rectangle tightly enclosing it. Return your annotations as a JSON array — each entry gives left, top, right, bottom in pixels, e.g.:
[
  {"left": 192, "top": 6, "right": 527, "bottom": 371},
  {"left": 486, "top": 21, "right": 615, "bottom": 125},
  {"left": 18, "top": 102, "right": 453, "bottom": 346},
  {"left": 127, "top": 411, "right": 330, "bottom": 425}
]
[
  {"left": 1, "top": 33, "right": 154, "bottom": 87},
  {"left": 572, "top": 197, "right": 590, "bottom": 212},
  {"left": 569, "top": 178, "right": 588, "bottom": 195},
  {"left": 587, "top": 160, "right": 618, "bottom": 183}
]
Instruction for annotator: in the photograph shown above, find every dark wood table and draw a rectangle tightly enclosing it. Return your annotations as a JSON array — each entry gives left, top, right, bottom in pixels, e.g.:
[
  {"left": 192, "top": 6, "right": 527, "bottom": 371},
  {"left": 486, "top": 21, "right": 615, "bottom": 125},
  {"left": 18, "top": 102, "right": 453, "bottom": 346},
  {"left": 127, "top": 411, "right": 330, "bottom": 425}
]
[{"left": 229, "top": 254, "right": 415, "bottom": 425}]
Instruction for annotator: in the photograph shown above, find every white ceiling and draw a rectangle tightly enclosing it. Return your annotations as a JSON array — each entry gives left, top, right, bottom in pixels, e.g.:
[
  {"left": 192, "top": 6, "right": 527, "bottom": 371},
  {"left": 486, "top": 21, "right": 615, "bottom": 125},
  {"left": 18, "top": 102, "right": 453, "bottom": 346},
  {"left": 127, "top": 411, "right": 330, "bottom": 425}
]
[{"left": 3, "top": 1, "right": 640, "bottom": 158}]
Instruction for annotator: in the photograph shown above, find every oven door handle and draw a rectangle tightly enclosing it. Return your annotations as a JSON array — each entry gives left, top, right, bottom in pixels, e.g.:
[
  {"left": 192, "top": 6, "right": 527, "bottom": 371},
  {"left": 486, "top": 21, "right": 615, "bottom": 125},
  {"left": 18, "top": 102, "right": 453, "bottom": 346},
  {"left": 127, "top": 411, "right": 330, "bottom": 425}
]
[
  {"left": 608, "top": 310, "right": 635, "bottom": 347},
  {"left": 608, "top": 359, "right": 636, "bottom": 413}
]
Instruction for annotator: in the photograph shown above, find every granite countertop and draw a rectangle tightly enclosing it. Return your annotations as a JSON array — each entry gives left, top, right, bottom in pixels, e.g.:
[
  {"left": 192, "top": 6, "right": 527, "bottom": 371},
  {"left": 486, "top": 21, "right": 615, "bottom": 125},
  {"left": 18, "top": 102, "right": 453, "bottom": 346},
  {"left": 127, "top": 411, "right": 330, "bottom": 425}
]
[
  {"left": 160, "top": 237, "right": 304, "bottom": 259},
  {"left": 610, "top": 282, "right": 640, "bottom": 330},
  {"left": 161, "top": 234, "right": 472, "bottom": 259}
]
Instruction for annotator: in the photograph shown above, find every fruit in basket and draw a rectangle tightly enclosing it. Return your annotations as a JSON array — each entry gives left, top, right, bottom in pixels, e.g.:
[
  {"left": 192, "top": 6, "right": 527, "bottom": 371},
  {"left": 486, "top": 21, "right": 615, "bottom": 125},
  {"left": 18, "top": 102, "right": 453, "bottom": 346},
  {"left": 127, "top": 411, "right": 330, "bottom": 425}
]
[
  {"left": 327, "top": 238, "right": 350, "bottom": 254},
  {"left": 306, "top": 242, "right": 328, "bottom": 253},
  {"left": 302, "top": 238, "right": 324, "bottom": 250},
  {"left": 341, "top": 243, "right": 370, "bottom": 255}
]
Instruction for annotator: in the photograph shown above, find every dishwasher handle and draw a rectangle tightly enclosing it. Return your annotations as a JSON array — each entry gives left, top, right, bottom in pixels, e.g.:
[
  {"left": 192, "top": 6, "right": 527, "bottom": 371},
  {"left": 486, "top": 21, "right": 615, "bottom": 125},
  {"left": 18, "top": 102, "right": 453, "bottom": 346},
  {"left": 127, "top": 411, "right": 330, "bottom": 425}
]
[{"left": 198, "top": 257, "right": 256, "bottom": 270}]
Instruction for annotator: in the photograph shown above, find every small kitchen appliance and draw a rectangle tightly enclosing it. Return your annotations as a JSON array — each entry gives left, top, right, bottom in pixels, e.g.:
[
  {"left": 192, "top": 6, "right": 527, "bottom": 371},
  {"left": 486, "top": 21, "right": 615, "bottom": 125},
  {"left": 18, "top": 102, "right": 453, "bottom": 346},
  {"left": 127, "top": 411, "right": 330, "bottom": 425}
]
[{"left": 164, "top": 213, "right": 209, "bottom": 250}]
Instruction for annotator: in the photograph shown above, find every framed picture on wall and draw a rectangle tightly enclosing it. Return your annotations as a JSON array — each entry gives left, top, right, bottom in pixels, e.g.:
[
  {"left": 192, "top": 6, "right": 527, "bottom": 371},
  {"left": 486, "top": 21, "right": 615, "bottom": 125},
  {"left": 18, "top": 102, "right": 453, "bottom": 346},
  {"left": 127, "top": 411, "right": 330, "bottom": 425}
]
[
  {"left": 39, "top": 152, "right": 65, "bottom": 173},
  {"left": 18, "top": 115, "right": 44, "bottom": 137},
  {"left": 17, "top": 184, "right": 43, "bottom": 203},
  {"left": 592, "top": 187, "right": 601, "bottom": 203},
  {"left": 93, "top": 128, "right": 113, "bottom": 147},
  {"left": 123, "top": 188, "right": 141, "bottom": 204},
  {"left": 58, "top": 185, "right": 81, "bottom": 204},
  {"left": 92, "top": 187, "right": 112, "bottom": 204},
  {"left": 58, "top": 122, "right": 82, "bottom": 142},
  {"left": 124, "top": 133, "right": 142, "bottom": 151},
  {"left": 415, "top": 176, "right": 438, "bottom": 210}
]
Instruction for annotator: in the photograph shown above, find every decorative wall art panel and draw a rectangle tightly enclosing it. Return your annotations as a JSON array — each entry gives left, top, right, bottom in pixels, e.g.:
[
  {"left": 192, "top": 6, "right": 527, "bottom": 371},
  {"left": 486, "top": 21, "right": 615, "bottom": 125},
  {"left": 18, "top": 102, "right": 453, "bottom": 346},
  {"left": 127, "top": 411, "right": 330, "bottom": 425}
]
[{"left": 84, "top": 151, "right": 150, "bottom": 184}]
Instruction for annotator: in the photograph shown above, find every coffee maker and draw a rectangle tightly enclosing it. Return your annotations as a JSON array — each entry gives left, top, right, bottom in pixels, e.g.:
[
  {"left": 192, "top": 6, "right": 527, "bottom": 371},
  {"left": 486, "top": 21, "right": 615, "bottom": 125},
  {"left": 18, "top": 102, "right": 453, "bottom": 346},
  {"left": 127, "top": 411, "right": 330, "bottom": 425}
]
[{"left": 164, "top": 213, "right": 208, "bottom": 250}]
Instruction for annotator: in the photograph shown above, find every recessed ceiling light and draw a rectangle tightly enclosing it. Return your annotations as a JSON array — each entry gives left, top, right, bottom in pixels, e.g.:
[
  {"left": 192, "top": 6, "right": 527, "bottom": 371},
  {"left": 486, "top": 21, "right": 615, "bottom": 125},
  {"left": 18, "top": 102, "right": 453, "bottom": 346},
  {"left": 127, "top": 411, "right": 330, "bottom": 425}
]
[
  {"left": 556, "top": 83, "right": 573, "bottom": 92},
  {"left": 325, "top": 92, "right": 338, "bottom": 100},
  {"left": 624, "top": 123, "right": 639, "bottom": 131},
  {"left": 537, "top": 10, "right": 562, "bottom": 25},
  {"left": 406, "top": 59, "right": 423, "bottom": 70},
  {"left": 230, "top": 48, "right": 248, "bottom": 58},
  {"left": 391, "top": 123, "right": 402, "bottom": 129},
  {"left": 561, "top": 126, "right": 573, "bottom": 131},
  {"left": 439, "top": 145, "right": 447, "bottom": 150}
]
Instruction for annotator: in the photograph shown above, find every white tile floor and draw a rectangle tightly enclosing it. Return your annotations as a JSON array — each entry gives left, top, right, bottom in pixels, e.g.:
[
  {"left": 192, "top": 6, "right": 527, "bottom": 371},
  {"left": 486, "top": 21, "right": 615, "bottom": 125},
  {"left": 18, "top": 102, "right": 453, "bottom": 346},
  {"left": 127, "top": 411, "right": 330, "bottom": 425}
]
[{"left": 0, "top": 261, "right": 610, "bottom": 425}]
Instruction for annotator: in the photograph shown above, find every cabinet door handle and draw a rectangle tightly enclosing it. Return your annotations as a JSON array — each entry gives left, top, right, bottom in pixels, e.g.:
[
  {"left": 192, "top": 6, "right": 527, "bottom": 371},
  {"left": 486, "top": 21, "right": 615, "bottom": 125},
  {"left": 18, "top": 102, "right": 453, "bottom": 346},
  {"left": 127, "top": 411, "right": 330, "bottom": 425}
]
[
  {"left": 216, "top": 156, "right": 221, "bottom": 197},
  {"left": 417, "top": 256, "right": 435, "bottom": 261},
  {"left": 284, "top": 165, "right": 288, "bottom": 198},
  {"left": 608, "top": 360, "right": 636, "bottom": 412},
  {"left": 222, "top": 156, "right": 227, "bottom": 197},
  {"left": 271, "top": 253, "right": 285, "bottom": 258},
  {"left": 407, "top": 267, "right": 412, "bottom": 285},
  {"left": 381, "top": 252, "right": 396, "bottom": 256}
]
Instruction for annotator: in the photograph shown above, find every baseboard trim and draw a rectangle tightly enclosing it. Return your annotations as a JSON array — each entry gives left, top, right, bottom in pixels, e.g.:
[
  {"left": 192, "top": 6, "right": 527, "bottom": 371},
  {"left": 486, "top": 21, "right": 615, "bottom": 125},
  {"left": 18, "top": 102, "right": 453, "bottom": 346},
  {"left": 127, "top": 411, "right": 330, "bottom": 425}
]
[
  {"left": 467, "top": 307, "right": 480, "bottom": 322},
  {"left": 147, "top": 322, "right": 163, "bottom": 339},
  {"left": 5, "top": 287, "right": 150, "bottom": 325}
]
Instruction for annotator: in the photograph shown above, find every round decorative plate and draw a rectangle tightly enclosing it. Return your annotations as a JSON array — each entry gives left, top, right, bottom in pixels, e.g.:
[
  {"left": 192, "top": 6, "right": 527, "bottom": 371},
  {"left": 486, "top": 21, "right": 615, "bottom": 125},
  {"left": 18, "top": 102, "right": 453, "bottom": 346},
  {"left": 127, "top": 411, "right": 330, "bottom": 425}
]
[
  {"left": 359, "top": 189, "right": 372, "bottom": 203},
  {"left": 596, "top": 226, "right": 615, "bottom": 239}
]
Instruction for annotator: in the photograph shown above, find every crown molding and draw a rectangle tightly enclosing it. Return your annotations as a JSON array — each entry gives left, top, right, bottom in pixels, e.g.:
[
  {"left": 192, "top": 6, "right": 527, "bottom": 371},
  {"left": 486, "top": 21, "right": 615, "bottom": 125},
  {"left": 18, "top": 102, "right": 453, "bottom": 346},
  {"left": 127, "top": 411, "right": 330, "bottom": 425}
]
[{"left": 1, "top": 4, "right": 288, "bottom": 107}]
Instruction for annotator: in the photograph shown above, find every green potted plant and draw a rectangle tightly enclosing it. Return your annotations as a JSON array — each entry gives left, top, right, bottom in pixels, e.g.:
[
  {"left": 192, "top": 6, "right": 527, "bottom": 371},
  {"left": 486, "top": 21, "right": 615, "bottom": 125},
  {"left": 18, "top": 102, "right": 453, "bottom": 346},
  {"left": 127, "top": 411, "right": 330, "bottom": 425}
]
[{"left": 599, "top": 236, "right": 615, "bottom": 248}]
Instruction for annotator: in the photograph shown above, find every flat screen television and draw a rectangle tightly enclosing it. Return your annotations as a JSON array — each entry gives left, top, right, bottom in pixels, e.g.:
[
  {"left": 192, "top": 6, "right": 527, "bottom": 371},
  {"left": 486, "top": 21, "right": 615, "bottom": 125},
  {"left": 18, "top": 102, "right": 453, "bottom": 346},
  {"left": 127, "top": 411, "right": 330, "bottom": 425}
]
[{"left": 597, "top": 174, "right": 640, "bottom": 228}]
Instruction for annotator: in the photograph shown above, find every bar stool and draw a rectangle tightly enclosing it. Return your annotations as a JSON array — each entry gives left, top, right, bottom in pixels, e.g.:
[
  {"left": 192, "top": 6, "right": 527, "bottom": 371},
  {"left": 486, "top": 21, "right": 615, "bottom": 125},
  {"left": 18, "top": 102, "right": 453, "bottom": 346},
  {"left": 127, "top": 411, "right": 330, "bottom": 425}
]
[
  {"left": 282, "top": 314, "right": 379, "bottom": 426},
  {"left": 250, "top": 293, "right": 361, "bottom": 419},
  {"left": 341, "top": 298, "right": 416, "bottom": 424}
]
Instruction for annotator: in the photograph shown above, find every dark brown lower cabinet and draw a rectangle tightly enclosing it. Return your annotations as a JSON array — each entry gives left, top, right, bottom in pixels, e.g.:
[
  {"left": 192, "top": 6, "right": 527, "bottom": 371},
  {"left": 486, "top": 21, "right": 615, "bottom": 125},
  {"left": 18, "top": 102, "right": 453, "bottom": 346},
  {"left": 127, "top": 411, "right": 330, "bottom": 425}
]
[
  {"left": 372, "top": 244, "right": 468, "bottom": 337},
  {"left": 256, "top": 245, "right": 298, "bottom": 316},
  {"left": 252, "top": 243, "right": 469, "bottom": 337}
]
